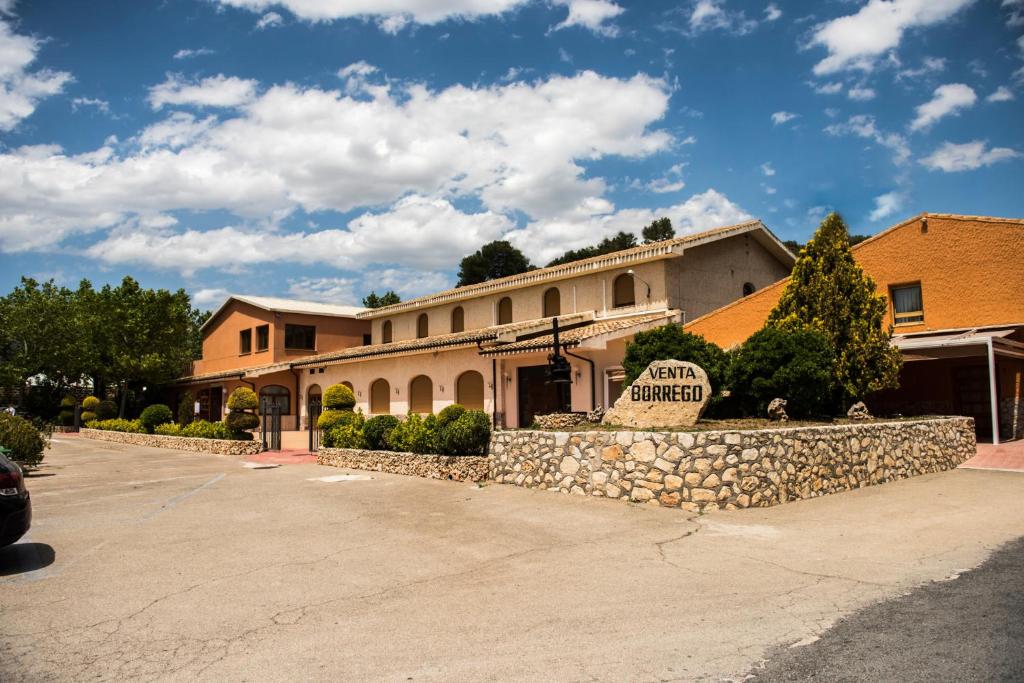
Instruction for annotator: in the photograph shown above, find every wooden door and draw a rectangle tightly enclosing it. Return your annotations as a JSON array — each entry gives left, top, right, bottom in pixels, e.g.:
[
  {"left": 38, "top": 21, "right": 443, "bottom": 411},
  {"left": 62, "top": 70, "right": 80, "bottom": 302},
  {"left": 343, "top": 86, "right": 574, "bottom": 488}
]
[{"left": 517, "top": 365, "right": 570, "bottom": 427}]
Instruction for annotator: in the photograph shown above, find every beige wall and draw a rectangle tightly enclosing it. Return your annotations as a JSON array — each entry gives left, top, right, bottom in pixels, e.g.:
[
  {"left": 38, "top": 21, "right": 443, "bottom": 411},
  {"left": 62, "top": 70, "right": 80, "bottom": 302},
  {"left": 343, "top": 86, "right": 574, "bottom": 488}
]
[{"left": 177, "top": 369, "right": 302, "bottom": 431}]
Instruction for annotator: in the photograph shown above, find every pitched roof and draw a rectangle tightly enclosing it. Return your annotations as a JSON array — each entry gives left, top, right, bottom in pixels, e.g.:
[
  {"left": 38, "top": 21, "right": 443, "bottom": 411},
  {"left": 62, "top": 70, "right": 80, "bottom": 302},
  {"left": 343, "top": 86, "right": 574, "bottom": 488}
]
[
  {"left": 201, "top": 294, "right": 366, "bottom": 331},
  {"left": 357, "top": 220, "right": 794, "bottom": 318},
  {"left": 478, "top": 311, "right": 678, "bottom": 356}
]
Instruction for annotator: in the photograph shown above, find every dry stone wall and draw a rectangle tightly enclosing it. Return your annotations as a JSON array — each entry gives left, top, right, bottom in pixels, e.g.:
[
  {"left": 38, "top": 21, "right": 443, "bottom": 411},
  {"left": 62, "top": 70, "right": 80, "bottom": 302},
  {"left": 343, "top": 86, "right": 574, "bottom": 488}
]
[
  {"left": 79, "top": 428, "right": 262, "bottom": 456},
  {"left": 318, "top": 448, "right": 489, "bottom": 482},
  {"left": 489, "top": 417, "right": 976, "bottom": 511}
]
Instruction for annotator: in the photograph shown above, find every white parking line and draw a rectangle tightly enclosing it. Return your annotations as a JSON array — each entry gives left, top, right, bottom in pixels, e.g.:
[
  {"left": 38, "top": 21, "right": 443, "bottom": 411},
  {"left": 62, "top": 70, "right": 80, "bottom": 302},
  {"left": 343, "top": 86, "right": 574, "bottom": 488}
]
[{"left": 307, "top": 474, "right": 373, "bottom": 482}]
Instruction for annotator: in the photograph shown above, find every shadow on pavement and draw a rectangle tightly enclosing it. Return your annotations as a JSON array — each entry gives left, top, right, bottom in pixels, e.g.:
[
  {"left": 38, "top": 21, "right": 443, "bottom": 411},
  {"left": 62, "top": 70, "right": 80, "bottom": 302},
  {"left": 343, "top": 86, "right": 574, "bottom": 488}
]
[{"left": 0, "top": 542, "right": 56, "bottom": 576}]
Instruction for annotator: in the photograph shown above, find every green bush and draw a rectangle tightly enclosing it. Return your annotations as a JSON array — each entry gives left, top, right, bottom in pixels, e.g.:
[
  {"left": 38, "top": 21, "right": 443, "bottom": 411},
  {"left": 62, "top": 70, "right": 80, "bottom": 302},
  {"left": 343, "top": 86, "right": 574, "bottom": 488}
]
[
  {"left": 60, "top": 395, "right": 76, "bottom": 409},
  {"left": 437, "top": 410, "right": 490, "bottom": 455},
  {"left": 82, "top": 396, "right": 100, "bottom": 412},
  {"left": 226, "top": 387, "right": 258, "bottom": 411},
  {"left": 225, "top": 410, "right": 259, "bottom": 433},
  {"left": 177, "top": 392, "right": 194, "bottom": 426},
  {"left": 437, "top": 403, "right": 466, "bottom": 430},
  {"left": 385, "top": 413, "right": 436, "bottom": 454},
  {"left": 139, "top": 404, "right": 173, "bottom": 433},
  {"left": 58, "top": 410, "right": 74, "bottom": 426},
  {"left": 96, "top": 400, "right": 118, "bottom": 420},
  {"left": 91, "top": 418, "right": 145, "bottom": 433},
  {"left": 363, "top": 414, "right": 400, "bottom": 450},
  {"left": 323, "top": 384, "right": 356, "bottom": 410},
  {"left": 80, "top": 411, "right": 97, "bottom": 423},
  {"left": 0, "top": 413, "right": 48, "bottom": 468},
  {"left": 155, "top": 423, "right": 182, "bottom": 436},
  {"left": 324, "top": 412, "right": 366, "bottom": 448},
  {"left": 727, "top": 325, "right": 835, "bottom": 419},
  {"left": 317, "top": 409, "right": 358, "bottom": 431},
  {"left": 180, "top": 420, "right": 232, "bottom": 440},
  {"left": 622, "top": 324, "right": 729, "bottom": 390}
]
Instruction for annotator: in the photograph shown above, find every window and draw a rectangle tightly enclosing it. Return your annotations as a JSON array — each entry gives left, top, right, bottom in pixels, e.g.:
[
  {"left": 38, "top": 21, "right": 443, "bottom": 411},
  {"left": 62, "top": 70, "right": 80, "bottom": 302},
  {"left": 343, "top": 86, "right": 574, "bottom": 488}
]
[
  {"left": 363, "top": 333, "right": 371, "bottom": 346},
  {"left": 612, "top": 273, "right": 635, "bottom": 308},
  {"left": 284, "top": 324, "right": 316, "bottom": 350},
  {"left": 742, "top": 282, "right": 755, "bottom": 297},
  {"left": 543, "top": 287, "right": 560, "bottom": 317},
  {"left": 341, "top": 381, "right": 354, "bottom": 392},
  {"left": 259, "top": 385, "right": 291, "bottom": 415},
  {"left": 451, "top": 306, "right": 465, "bottom": 333},
  {"left": 497, "top": 297, "right": 513, "bottom": 325},
  {"left": 417, "top": 313, "right": 429, "bottom": 339},
  {"left": 370, "top": 378, "right": 390, "bottom": 414},
  {"left": 891, "top": 283, "right": 924, "bottom": 325},
  {"left": 239, "top": 329, "right": 252, "bottom": 354},
  {"left": 456, "top": 371, "right": 485, "bottom": 410},
  {"left": 409, "top": 375, "right": 433, "bottom": 414},
  {"left": 382, "top": 320, "right": 393, "bottom": 344},
  {"left": 256, "top": 324, "right": 269, "bottom": 351},
  {"left": 606, "top": 368, "right": 626, "bottom": 408}
]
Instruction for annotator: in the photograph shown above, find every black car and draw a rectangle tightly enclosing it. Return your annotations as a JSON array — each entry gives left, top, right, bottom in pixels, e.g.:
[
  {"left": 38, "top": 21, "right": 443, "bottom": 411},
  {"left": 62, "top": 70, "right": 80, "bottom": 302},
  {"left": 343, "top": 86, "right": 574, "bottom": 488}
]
[{"left": 0, "top": 449, "right": 31, "bottom": 547}]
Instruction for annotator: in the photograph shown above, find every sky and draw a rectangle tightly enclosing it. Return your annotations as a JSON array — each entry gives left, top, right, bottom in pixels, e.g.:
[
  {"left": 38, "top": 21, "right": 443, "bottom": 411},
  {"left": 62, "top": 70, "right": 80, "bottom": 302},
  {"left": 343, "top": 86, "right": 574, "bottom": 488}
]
[{"left": 0, "top": 0, "right": 1021, "bottom": 311}]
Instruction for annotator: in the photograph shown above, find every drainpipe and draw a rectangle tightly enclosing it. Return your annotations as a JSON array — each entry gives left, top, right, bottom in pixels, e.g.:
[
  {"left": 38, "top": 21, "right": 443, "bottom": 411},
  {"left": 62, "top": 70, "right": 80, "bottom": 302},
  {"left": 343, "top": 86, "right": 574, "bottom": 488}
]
[
  {"left": 987, "top": 338, "right": 1001, "bottom": 446},
  {"left": 565, "top": 350, "right": 595, "bottom": 411}
]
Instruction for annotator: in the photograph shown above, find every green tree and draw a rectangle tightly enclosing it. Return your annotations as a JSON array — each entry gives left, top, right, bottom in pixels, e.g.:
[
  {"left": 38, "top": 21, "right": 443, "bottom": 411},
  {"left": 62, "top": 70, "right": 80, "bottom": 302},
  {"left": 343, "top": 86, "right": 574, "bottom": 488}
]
[
  {"left": 546, "top": 231, "right": 639, "bottom": 267},
  {"left": 622, "top": 324, "right": 728, "bottom": 392},
  {"left": 641, "top": 217, "right": 674, "bottom": 243},
  {"left": 362, "top": 290, "right": 401, "bottom": 308},
  {"left": 457, "top": 240, "right": 534, "bottom": 286},
  {"left": 766, "top": 212, "right": 901, "bottom": 404}
]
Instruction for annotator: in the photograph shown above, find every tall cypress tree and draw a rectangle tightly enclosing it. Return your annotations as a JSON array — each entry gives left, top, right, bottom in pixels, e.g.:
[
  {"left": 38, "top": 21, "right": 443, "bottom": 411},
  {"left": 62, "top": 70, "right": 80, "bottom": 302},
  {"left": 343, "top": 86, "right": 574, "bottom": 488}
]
[{"left": 766, "top": 212, "right": 901, "bottom": 405}]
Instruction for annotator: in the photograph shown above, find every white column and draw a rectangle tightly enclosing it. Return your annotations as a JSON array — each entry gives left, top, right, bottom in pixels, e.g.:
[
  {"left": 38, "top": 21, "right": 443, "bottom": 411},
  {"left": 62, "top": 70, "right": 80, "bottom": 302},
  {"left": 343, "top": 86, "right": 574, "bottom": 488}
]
[{"left": 987, "top": 338, "right": 1001, "bottom": 446}]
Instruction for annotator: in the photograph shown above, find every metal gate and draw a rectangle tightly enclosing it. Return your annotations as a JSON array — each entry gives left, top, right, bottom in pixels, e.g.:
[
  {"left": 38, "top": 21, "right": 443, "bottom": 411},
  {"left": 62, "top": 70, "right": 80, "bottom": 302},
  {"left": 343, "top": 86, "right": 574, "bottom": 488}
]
[
  {"left": 308, "top": 396, "right": 322, "bottom": 452},
  {"left": 261, "top": 403, "right": 281, "bottom": 451}
]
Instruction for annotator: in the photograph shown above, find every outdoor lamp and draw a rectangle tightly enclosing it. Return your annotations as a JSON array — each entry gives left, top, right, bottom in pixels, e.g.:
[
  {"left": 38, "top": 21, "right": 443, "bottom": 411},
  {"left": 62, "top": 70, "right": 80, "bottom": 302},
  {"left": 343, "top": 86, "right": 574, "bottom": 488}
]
[{"left": 626, "top": 269, "right": 652, "bottom": 298}]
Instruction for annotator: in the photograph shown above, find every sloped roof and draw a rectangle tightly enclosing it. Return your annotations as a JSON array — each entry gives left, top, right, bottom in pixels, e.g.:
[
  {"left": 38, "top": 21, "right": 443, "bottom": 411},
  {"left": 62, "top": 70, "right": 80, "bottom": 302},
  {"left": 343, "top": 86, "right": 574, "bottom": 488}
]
[
  {"left": 201, "top": 295, "right": 366, "bottom": 331},
  {"left": 478, "top": 311, "right": 678, "bottom": 356}
]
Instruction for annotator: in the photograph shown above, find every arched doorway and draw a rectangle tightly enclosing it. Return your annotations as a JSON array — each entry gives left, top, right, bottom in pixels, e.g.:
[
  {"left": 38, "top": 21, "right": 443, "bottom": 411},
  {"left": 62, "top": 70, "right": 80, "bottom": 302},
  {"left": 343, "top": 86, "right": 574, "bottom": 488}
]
[
  {"left": 307, "top": 383, "right": 322, "bottom": 429},
  {"left": 370, "top": 378, "right": 390, "bottom": 415},
  {"left": 497, "top": 296, "right": 513, "bottom": 324},
  {"left": 451, "top": 306, "right": 465, "bottom": 333},
  {"left": 409, "top": 375, "right": 433, "bottom": 414},
  {"left": 259, "top": 385, "right": 291, "bottom": 415},
  {"left": 613, "top": 273, "right": 635, "bottom": 308},
  {"left": 417, "top": 313, "right": 429, "bottom": 339},
  {"left": 456, "top": 371, "right": 485, "bottom": 410}
]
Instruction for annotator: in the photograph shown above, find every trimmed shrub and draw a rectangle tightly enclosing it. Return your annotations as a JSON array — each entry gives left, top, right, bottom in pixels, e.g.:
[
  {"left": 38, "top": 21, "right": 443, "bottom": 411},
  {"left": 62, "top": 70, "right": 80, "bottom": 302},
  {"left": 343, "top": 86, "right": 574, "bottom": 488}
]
[
  {"left": 324, "top": 412, "right": 366, "bottom": 448},
  {"left": 226, "top": 387, "right": 258, "bottom": 411},
  {"left": 80, "top": 411, "right": 97, "bottom": 423},
  {"left": 177, "top": 392, "right": 194, "bottom": 426},
  {"left": 363, "top": 414, "right": 400, "bottom": 450},
  {"left": 385, "top": 413, "right": 436, "bottom": 454},
  {"left": 91, "top": 418, "right": 145, "bottom": 433},
  {"left": 437, "top": 410, "right": 490, "bottom": 455},
  {"left": 0, "top": 413, "right": 48, "bottom": 468},
  {"left": 323, "top": 384, "right": 356, "bottom": 410},
  {"left": 181, "top": 420, "right": 232, "bottom": 440},
  {"left": 727, "top": 325, "right": 835, "bottom": 419},
  {"left": 58, "top": 395, "right": 76, "bottom": 426},
  {"left": 318, "top": 409, "right": 358, "bottom": 432},
  {"left": 60, "top": 395, "right": 76, "bottom": 409},
  {"left": 139, "top": 404, "right": 173, "bottom": 433},
  {"left": 82, "top": 396, "right": 100, "bottom": 412},
  {"left": 96, "top": 400, "right": 118, "bottom": 420},
  {"left": 155, "top": 423, "right": 182, "bottom": 436},
  {"left": 225, "top": 410, "right": 260, "bottom": 433},
  {"left": 436, "top": 403, "right": 466, "bottom": 430}
]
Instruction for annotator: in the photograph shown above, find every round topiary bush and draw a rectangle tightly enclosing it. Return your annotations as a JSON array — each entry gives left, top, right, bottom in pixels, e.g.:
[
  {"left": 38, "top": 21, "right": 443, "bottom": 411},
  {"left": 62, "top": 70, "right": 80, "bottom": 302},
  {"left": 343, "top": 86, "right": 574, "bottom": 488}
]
[
  {"left": 0, "top": 412, "right": 47, "bottom": 468},
  {"left": 139, "top": 404, "right": 174, "bottom": 433},
  {"left": 80, "top": 411, "right": 97, "bottom": 423},
  {"left": 177, "top": 392, "right": 194, "bottom": 426},
  {"left": 225, "top": 410, "right": 260, "bottom": 433},
  {"left": 437, "top": 410, "right": 490, "bottom": 455},
  {"left": 317, "top": 409, "right": 358, "bottom": 432},
  {"left": 323, "top": 384, "right": 356, "bottom": 410},
  {"left": 226, "top": 387, "right": 258, "bottom": 411},
  {"left": 363, "top": 414, "right": 400, "bottom": 450},
  {"left": 96, "top": 400, "right": 118, "bottom": 420},
  {"left": 60, "top": 395, "right": 76, "bottom": 409},
  {"left": 58, "top": 394, "right": 76, "bottom": 426},
  {"left": 437, "top": 403, "right": 466, "bottom": 429},
  {"left": 82, "top": 396, "right": 100, "bottom": 412}
]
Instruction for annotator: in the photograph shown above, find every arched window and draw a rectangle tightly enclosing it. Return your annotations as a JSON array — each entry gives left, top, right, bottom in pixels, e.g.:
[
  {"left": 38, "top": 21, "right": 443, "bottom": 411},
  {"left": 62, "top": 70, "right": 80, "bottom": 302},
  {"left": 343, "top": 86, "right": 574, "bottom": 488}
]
[
  {"left": 416, "top": 313, "right": 429, "bottom": 339},
  {"left": 456, "top": 370, "right": 485, "bottom": 411},
  {"left": 543, "top": 287, "right": 560, "bottom": 317},
  {"left": 259, "top": 385, "right": 291, "bottom": 415},
  {"left": 612, "top": 273, "right": 635, "bottom": 308},
  {"left": 341, "top": 381, "right": 354, "bottom": 392},
  {"left": 307, "top": 384, "right": 322, "bottom": 426},
  {"left": 451, "top": 306, "right": 465, "bottom": 333},
  {"left": 409, "top": 375, "right": 433, "bottom": 414},
  {"left": 381, "top": 320, "right": 393, "bottom": 344},
  {"left": 497, "top": 297, "right": 513, "bottom": 325},
  {"left": 742, "top": 282, "right": 755, "bottom": 297},
  {"left": 370, "top": 379, "right": 390, "bottom": 415}
]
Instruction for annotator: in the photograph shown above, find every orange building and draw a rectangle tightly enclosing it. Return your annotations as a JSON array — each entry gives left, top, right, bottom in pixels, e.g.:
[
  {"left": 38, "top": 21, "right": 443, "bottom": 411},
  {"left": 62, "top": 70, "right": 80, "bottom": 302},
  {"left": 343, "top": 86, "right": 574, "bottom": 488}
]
[{"left": 685, "top": 214, "right": 1024, "bottom": 443}]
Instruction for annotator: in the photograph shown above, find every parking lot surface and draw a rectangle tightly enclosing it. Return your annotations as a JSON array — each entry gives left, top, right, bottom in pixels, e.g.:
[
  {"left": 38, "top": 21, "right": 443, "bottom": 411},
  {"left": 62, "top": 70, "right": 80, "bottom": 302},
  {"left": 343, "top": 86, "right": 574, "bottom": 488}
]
[{"left": 2, "top": 437, "right": 1023, "bottom": 681}]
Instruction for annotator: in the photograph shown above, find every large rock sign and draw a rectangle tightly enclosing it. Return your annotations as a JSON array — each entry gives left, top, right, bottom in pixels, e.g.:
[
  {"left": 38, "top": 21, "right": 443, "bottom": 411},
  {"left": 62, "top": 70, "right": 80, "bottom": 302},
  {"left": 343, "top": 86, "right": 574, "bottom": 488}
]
[{"left": 602, "top": 360, "right": 711, "bottom": 429}]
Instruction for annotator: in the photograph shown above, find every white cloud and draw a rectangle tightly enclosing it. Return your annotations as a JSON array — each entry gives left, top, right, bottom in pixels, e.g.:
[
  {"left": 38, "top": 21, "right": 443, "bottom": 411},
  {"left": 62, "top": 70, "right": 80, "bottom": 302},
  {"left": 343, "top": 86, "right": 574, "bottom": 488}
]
[
  {"left": 173, "top": 47, "right": 215, "bottom": 59},
  {"left": 255, "top": 11, "right": 283, "bottom": 29},
  {"left": 137, "top": 112, "right": 218, "bottom": 149},
  {"left": 847, "top": 86, "right": 876, "bottom": 101},
  {"left": 148, "top": 73, "right": 259, "bottom": 109},
  {"left": 0, "top": 16, "right": 72, "bottom": 131},
  {"left": 286, "top": 277, "right": 358, "bottom": 303},
  {"left": 868, "top": 191, "right": 903, "bottom": 221},
  {"left": 771, "top": 110, "right": 798, "bottom": 125},
  {"left": 909, "top": 83, "right": 976, "bottom": 131},
  {"left": 687, "top": 0, "right": 758, "bottom": 35},
  {"left": 825, "top": 114, "right": 910, "bottom": 164},
  {"left": 809, "top": 0, "right": 974, "bottom": 75},
  {"left": 920, "top": 140, "right": 1021, "bottom": 172},
  {"left": 551, "top": 0, "right": 624, "bottom": 37},
  {"left": 812, "top": 81, "right": 843, "bottom": 95},
  {"left": 764, "top": 4, "right": 781, "bottom": 22},
  {"left": 71, "top": 97, "right": 110, "bottom": 114},
  {"left": 986, "top": 86, "right": 1014, "bottom": 102},
  {"left": 192, "top": 287, "right": 231, "bottom": 308},
  {"left": 760, "top": 162, "right": 775, "bottom": 176},
  {"left": 215, "top": 0, "right": 530, "bottom": 32},
  {"left": 762, "top": 184, "right": 776, "bottom": 195},
  {"left": 895, "top": 56, "right": 946, "bottom": 81}
]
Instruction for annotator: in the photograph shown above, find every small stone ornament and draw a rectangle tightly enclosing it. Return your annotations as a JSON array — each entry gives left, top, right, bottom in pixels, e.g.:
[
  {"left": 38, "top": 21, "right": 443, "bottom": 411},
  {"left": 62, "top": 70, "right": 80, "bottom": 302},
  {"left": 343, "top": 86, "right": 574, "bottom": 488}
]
[
  {"left": 602, "top": 360, "right": 711, "bottom": 429},
  {"left": 767, "top": 398, "right": 789, "bottom": 423},
  {"left": 847, "top": 401, "right": 872, "bottom": 421}
]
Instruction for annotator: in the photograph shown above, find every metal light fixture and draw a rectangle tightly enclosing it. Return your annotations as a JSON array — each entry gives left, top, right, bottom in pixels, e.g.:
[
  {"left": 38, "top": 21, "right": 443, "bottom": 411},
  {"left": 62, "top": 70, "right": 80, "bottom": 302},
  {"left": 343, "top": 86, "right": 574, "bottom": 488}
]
[
  {"left": 546, "top": 318, "right": 572, "bottom": 385},
  {"left": 626, "top": 269, "right": 652, "bottom": 298}
]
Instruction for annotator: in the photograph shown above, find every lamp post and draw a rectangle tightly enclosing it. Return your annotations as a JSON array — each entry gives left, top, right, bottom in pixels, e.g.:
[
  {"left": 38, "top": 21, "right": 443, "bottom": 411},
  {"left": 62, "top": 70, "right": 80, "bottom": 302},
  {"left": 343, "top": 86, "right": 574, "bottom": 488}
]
[{"left": 626, "top": 269, "right": 652, "bottom": 299}]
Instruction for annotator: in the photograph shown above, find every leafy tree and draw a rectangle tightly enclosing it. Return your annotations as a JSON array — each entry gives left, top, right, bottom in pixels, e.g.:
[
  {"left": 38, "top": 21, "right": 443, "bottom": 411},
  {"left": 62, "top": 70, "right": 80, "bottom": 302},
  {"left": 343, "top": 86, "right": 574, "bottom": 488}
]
[
  {"left": 622, "top": 324, "right": 728, "bottom": 392},
  {"left": 546, "top": 231, "right": 639, "bottom": 267},
  {"left": 641, "top": 217, "right": 674, "bottom": 243},
  {"left": 362, "top": 290, "right": 401, "bottom": 308},
  {"left": 457, "top": 240, "right": 534, "bottom": 286},
  {"left": 766, "top": 212, "right": 901, "bottom": 404},
  {"left": 782, "top": 239, "right": 803, "bottom": 255}
]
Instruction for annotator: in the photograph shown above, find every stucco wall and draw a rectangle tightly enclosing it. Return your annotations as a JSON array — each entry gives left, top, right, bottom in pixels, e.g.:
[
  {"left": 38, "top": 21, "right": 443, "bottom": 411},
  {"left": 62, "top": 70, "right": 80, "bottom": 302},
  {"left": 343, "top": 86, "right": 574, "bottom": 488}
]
[
  {"left": 80, "top": 428, "right": 263, "bottom": 455},
  {"left": 489, "top": 417, "right": 976, "bottom": 511},
  {"left": 318, "top": 448, "right": 489, "bottom": 482}
]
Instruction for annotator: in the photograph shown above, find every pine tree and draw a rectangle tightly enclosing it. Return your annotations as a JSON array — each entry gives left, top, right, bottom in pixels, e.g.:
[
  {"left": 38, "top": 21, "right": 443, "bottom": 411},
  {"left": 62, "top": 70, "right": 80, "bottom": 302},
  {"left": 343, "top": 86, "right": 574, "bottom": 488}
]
[
  {"left": 766, "top": 212, "right": 901, "bottom": 405},
  {"left": 362, "top": 290, "right": 401, "bottom": 308},
  {"left": 641, "top": 217, "right": 674, "bottom": 243}
]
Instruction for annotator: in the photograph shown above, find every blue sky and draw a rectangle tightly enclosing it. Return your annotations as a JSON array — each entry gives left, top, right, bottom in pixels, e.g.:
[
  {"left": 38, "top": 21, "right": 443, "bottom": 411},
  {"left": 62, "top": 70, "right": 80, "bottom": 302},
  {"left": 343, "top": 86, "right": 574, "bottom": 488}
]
[{"left": 0, "top": 0, "right": 1021, "bottom": 310}]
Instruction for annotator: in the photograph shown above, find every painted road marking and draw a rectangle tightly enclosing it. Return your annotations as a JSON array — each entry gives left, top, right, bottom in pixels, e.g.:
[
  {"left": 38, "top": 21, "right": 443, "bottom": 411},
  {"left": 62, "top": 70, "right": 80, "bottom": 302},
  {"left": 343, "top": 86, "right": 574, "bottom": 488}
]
[
  {"left": 307, "top": 474, "right": 373, "bottom": 483},
  {"left": 242, "top": 462, "right": 281, "bottom": 469}
]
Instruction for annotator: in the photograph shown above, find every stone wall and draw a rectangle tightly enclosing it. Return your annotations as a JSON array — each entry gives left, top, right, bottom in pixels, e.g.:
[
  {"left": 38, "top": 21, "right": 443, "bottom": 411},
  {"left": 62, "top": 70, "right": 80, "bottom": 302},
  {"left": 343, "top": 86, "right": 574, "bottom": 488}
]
[
  {"left": 489, "top": 417, "right": 976, "bottom": 511},
  {"left": 79, "top": 428, "right": 263, "bottom": 456},
  {"left": 318, "top": 448, "right": 489, "bottom": 482},
  {"left": 1000, "top": 397, "right": 1023, "bottom": 441}
]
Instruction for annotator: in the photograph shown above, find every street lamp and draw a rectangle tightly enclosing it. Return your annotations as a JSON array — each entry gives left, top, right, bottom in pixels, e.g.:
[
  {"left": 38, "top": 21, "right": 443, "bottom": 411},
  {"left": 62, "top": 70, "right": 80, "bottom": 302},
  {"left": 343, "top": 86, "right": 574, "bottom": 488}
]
[{"left": 626, "top": 269, "right": 651, "bottom": 299}]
